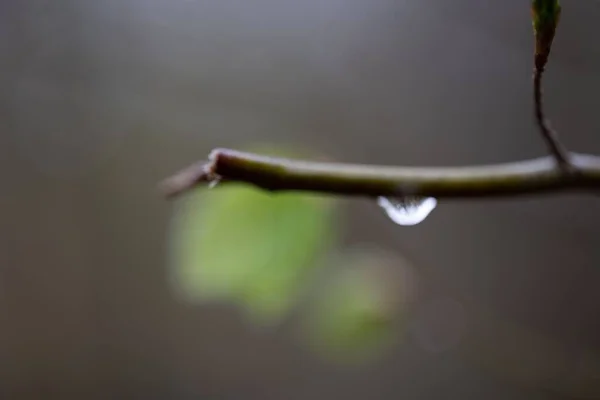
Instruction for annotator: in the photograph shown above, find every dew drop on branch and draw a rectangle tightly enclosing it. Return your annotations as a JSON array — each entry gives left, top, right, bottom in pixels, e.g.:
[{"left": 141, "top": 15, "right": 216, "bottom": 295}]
[{"left": 377, "top": 196, "right": 437, "bottom": 226}]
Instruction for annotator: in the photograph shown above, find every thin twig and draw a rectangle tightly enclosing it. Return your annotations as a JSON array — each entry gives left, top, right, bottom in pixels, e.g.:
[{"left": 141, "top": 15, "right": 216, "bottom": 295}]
[
  {"left": 161, "top": 148, "right": 600, "bottom": 200},
  {"left": 533, "top": 64, "right": 572, "bottom": 171}
]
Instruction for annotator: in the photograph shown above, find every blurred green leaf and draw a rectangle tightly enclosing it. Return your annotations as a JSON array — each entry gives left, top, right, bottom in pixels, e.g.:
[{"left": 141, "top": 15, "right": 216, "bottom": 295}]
[
  {"left": 302, "top": 256, "right": 402, "bottom": 363},
  {"left": 169, "top": 145, "right": 337, "bottom": 325}
]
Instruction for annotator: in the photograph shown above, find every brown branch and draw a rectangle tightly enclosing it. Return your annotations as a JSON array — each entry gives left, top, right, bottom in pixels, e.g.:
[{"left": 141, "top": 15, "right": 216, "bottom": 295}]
[
  {"left": 160, "top": 3, "right": 596, "bottom": 203},
  {"left": 161, "top": 148, "right": 600, "bottom": 200},
  {"left": 531, "top": 1, "right": 570, "bottom": 171},
  {"left": 533, "top": 63, "right": 572, "bottom": 171}
]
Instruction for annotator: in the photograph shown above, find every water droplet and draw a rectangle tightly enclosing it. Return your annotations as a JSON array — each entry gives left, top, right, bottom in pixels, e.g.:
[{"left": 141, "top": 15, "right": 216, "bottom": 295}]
[{"left": 377, "top": 196, "right": 437, "bottom": 226}]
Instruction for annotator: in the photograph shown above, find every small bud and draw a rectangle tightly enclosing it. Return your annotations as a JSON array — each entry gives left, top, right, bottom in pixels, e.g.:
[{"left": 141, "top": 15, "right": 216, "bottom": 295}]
[{"left": 531, "top": 0, "right": 561, "bottom": 70}]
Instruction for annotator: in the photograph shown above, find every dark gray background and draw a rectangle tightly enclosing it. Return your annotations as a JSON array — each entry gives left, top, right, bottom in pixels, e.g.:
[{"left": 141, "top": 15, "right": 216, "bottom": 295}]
[{"left": 1, "top": 0, "right": 599, "bottom": 399}]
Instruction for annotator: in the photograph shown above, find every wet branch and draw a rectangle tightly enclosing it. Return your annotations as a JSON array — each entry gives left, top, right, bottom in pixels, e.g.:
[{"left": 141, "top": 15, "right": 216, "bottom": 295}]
[
  {"left": 161, "top": 1, "right": 600, "bottom": 202},
  {"left": 161, "top": 148, "right": 600, "bottom": 200}
]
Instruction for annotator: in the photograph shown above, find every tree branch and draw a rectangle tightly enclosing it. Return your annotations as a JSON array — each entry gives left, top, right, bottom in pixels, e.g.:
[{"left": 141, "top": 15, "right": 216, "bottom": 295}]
[
  {"left": 533, "top": 64, "right": 571, "bottom": 170},
  {"left": 161, "top": 1, "right": 600, "bottom": 202},
  {"left": 161, "top": 148, "right": 600, "bottom": 200}
]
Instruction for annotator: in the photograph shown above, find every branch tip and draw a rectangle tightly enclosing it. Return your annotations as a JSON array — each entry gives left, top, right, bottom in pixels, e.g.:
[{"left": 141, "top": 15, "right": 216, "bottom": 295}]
[{"left": 158, "top": 159, "right": 221, "bottom": 199}]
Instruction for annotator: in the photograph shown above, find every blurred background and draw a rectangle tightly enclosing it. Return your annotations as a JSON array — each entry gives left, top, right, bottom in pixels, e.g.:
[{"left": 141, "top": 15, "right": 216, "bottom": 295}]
[{"left": 2, "top": 0, "right": 600, "bottom": 399}]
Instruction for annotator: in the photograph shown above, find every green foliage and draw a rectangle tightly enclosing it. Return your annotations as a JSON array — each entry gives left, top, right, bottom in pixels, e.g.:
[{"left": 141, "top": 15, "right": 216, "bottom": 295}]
[
  {"left": 302, "top": 263, "right": 399, "bottom": 363},
  {"left": 169, "top": 145, "right": 405, "bottom": 362},
  {"left": 531, "top": 0, "right": 561, "bottom": 69},
  {"left": 170, "top": 146, "right": 336, "bottom": 325},
  {"left": 531, "top": 0, "right": 561, "bottom": 32}
]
